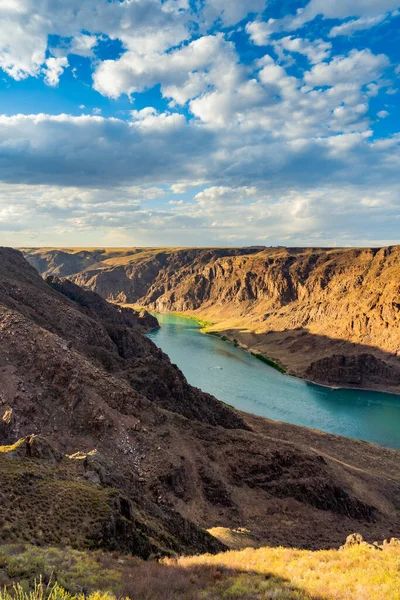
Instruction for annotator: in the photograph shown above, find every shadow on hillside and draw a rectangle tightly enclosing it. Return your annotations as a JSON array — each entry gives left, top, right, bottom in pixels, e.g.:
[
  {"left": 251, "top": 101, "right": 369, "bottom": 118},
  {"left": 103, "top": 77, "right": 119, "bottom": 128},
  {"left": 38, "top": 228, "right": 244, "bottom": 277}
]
[
  {"left": 119, "top": 560, "right": 327, "bottom": 600},
  {"left": 223, "top": 326, "right": 400, "bottom": 389}
]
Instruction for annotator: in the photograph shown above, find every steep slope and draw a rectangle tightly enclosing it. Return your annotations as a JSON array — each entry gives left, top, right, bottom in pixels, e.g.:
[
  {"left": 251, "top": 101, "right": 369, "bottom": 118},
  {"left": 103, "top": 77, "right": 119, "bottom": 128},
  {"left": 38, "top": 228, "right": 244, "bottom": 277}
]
[
  {"left": 2, "top": 248, "right": 400, "bottom": 551},
  {"left": 23, "top": 246, "right": 400, "bottom": 392},
  {"left": 0, "top": 436, "right": 222, "bottom": 557}
]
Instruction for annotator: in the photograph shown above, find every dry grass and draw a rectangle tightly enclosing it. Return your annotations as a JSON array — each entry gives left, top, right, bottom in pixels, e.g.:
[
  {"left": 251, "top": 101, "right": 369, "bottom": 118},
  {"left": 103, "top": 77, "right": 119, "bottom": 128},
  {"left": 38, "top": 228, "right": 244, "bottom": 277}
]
[
  {"left": 171, "top": 543, "right": 400, "bottom": 600},
  {"left": 207, "top": 527, "right": 257, "bottom": 550},
  {"left": 0, "top": 454, "right": 114, "bottom": 548},
  {"left": 0, "top": 545, "right": 126, "bottom": 593},
  {"left": 0, "top": 581, "right": 113, "bottom": 600},
  {"left": 1, "top": 541, "right": 399, "bottom": 600}
]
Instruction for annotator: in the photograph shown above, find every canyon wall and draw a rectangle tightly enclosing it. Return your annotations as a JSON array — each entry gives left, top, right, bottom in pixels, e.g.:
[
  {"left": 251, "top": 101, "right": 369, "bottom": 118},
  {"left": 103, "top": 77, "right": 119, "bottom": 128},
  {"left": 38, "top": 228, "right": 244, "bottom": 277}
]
[{"left": 23, "top": 246, "right": 400, "bottom": 391}]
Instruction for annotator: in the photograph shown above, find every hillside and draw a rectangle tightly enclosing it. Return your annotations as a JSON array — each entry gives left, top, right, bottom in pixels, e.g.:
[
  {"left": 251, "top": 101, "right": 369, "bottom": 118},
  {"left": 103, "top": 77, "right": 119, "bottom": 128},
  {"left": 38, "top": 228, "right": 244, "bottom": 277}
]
[
  {"left": 23, "top": 246, "right": 400, "bottom": 393},
  {"left": 1, "top": 247, "right": 400, "bottom": 554}
]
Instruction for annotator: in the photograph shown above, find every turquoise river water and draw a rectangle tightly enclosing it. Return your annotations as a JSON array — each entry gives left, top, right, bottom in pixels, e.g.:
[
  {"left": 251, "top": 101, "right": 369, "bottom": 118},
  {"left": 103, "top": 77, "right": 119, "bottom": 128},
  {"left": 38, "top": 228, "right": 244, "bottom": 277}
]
[{"left": 147, "top": 314, "right": 400, "bottom": 449}]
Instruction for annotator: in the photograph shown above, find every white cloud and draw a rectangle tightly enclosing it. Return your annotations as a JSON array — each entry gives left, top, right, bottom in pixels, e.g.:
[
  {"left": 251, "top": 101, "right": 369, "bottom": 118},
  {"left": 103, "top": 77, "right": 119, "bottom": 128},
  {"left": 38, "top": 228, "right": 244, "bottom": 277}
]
[
  {"left": 190, "top": 77, "right": 269, "bottom": 127},
  {"left": 0, "top": 116, "right": 399, "bottom": 247},
  {"left": 304, "top": 50, "right": 389, "bottom": 87},
  {"left": 194, "top": 186, "right": 257, "bottom": 207},
  {"left": 93, "top": 34, "right": 238, "bottom": 102},
  {"left": 246, "top": 20, "right": 277, "bottom": 45},
  {"left": 170, "top": 181, "right": 205, "bottom": 194},
  {"left": 329, "top": 15, "right": 387, "bottom": 37},
  {"left": 43, "top": 56, "right": 69, "bottom": 86},
  {"left": 0, "top": 9, "right": 48, "bottom": 80},
  {"left": 247, "top": 0, "right": 400, "bottom": 42},
  {"left": 0, "top": 0, "right": 191, "bottom": 82},
  {"left": 69, "top": 33, "right": 98, "bottom": 57},
  {"left": 0, "top": 0, "right": 399, "bottom": 248},
  {"left": 273, "top": 36, "right": 332, "bottom": 64},
  {"left": 302, "top": 0, "right": 400, "bottom": 20},
  {"left": 0, "top": 0, "right": 269, "bottom": 87},
  {"left": 202, "top": 0, "right": 267, "bottom": 27},
  {"left": 377, "top": 110, "right": 389, "bottom": 118}
]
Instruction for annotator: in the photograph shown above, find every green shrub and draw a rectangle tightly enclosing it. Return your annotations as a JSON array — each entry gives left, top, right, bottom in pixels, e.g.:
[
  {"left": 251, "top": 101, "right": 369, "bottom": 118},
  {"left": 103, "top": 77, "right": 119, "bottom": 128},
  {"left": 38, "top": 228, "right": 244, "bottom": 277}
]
[{"left": 251, "top": 353, "right": 286, "bottom": 373}]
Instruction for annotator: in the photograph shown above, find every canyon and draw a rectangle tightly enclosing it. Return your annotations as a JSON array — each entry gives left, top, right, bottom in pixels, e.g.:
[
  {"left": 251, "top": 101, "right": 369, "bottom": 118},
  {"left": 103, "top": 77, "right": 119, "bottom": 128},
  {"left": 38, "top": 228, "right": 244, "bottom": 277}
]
[
  {"left": 24, "top": 245, "right": 400, "bottom": 393},
  {"left": 1, "top": 247, "right": 399, "bottom": 554}
]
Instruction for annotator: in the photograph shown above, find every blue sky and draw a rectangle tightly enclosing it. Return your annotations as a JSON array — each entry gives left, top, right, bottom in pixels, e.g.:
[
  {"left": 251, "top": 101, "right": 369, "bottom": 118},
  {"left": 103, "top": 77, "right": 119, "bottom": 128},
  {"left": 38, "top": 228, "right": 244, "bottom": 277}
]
[{"left": 0, "top": 0, "right": 399, "bottom": 247}]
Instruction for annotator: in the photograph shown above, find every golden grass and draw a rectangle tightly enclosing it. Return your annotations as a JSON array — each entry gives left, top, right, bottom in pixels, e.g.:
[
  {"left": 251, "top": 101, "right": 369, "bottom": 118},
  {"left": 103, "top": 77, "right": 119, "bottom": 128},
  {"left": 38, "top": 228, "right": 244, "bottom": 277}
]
[
  {"left": 171, "top": 543, "right": 400, "bottom": 600},
  {"left": 207, "top": 527, "right": 257, "bottom": 550},
  {"left": 0, "top": 441, "right": 25, "bottom": 454},
  {"left": 2, "top": 409, "right": 13, "bottom": 426},
  {"left": 1, "top": 541, "right": 399, "bottom": 600},
  {"left": 0, "top": 581, "right": 114, "bottom": 600}
]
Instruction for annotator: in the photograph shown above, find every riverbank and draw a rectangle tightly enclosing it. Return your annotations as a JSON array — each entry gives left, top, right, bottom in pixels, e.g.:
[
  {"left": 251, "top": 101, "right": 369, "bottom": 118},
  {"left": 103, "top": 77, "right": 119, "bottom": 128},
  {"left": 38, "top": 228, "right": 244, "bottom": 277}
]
[
  {"left": 139, "top": 309, "right": 288, "bottom": 375},
  {"left": 143, "top": 308, "right": 400, "bottom": 398},
  {"left": 146, "top": 313, "right": 400, "bottom": 448}
]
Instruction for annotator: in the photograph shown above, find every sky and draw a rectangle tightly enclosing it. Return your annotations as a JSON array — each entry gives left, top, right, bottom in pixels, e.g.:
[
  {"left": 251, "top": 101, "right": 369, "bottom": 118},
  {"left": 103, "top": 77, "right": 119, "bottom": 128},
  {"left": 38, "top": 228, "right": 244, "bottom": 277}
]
[{"left": 0, "top": 0, "right": 400, "bottom": 248}]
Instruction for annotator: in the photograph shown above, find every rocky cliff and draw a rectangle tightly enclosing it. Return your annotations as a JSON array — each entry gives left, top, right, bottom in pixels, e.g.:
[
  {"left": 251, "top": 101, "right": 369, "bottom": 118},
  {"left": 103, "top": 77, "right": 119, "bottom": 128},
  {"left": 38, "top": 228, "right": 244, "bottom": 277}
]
[
  {"left": 23, "top": 246, "right": 400, "bottom": 392},
  {"left": 2, "top": 247, "right": 400, "bottom": 551}
]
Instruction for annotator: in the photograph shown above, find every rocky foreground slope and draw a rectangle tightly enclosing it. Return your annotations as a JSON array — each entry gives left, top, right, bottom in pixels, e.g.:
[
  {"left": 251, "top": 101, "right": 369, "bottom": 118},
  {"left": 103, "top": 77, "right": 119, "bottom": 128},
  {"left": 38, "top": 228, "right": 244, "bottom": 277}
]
[
  {"left": 2, "top": 247, "right": 400, "bottom": 554},
  {"left": 23, "top": 246, "right": 400, "bottom": 392}
]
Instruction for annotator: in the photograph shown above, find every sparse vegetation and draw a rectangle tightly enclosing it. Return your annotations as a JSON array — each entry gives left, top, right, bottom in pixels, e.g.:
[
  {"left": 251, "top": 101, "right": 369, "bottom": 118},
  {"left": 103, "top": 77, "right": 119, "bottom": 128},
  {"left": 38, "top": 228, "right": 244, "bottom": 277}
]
[
  {"left": 251, "top": 352, "right": 287, "bottom": 373},
  {"left": 0, "top": 540, "right": 399, "bottom": 600},
  {"left": 0, "top": 546, "right": 122, "bottom": 593},
  {"left": 0, "top": 582, "right": 113, "bottom": 600},
  {"left": 221, "top": 401, "right": 235, "bottom": 409},
  {"left": 173, "top": 313, "right": 215, "bottom": 330},
  {"left": 0, "top": 452, "right": 115, "bottom": 548}
]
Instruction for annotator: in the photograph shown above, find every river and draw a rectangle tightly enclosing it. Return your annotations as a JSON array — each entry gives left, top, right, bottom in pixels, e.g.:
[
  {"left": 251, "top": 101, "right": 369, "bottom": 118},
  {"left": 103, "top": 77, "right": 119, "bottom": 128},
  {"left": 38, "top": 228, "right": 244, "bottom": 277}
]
[{"left": 147, "top": 314, "right": 400, "bottom": 449}]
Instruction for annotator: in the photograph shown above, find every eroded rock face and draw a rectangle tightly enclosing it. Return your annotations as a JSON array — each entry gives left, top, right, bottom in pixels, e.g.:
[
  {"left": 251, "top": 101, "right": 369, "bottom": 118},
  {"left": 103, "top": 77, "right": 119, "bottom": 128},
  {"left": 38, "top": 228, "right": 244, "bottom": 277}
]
[{"left": 306, "top": 354, "right": 400, "bottom": 387}]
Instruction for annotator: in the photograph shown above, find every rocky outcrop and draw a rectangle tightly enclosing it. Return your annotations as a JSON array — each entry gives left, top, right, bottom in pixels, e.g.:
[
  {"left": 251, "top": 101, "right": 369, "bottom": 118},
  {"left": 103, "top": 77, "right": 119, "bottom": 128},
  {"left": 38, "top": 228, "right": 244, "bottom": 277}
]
[
  {"left": 2, "top": 247, "right": 400, "bottom": 551},
  {"left": 306, "top": 354, "right": 400, "bottom": 387},
  {"left": 0, "top": 435, "right": 224, "bottom": 558}
]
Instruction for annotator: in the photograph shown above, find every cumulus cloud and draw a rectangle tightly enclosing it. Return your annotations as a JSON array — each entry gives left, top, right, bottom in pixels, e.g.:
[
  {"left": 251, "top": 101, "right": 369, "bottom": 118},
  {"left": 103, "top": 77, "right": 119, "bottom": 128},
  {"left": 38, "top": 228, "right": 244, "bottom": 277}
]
[
  {"left": 304, "top": 50, "right": 389, "bottom": 87},
  {"left": 246, "top": 20, "right": 278, "bottom": 45},
  {"left": 0, "top": 0, "right": 399, "bottom": 247},
  {"left": 247, "top": 0, "right": 400, "bottom": 43},
  {"left": 0, "top": 0, "right": 268, "bottom": 87},
  {"left": 43, "top": 56, "right": 69, "bottom": 86},
  {"left": 273, "top": 36, "right": 332, "bottom": 64},
  {"left": 202, "top": 0, "right": 267, "bottom": 27},
  {"left": 93, "top": 34, "right": 238, "bottom": 102},
  {"left": 302, "top": 0, "right": 400, "bottom": 20},
  {"left": 0, "top": 0, "right": 191, "bottom": 82},
  {"left": 69, "top": 34, "right": 98, "bottom": 57},
  {"left": 194, "top": 186, "right": 257, "bottom": 207}
]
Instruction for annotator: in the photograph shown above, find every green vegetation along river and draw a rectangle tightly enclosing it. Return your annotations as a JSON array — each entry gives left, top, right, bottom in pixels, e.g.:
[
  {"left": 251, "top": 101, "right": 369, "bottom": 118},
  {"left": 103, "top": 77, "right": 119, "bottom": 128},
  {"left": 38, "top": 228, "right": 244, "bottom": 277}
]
[{"left": 147, "top": 314, "right": 400, "bottom": 449}]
